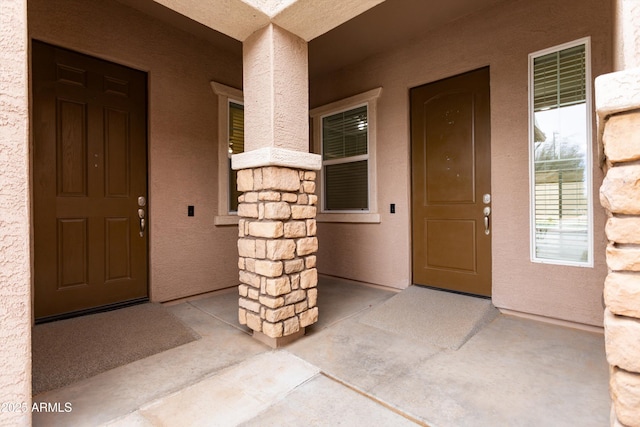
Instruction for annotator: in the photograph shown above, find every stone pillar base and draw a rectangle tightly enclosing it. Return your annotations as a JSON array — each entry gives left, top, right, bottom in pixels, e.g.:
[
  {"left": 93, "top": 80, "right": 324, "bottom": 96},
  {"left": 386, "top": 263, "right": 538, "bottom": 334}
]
[
  {"left": 596, "top": 68, "right": 640, "bottom": 426},
  {"left": 253, "top": 328, "right": 306, "bottom": 349},
  {"left": 236, "top": 166, "right": 319, "bottom": 346}
]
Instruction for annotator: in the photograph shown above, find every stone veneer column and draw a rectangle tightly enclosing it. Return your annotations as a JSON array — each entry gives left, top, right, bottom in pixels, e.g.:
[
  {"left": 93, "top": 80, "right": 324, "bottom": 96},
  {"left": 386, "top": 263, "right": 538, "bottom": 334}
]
[
  {"left": 235, "top": 23, "right": 321, "bottom": 347},
  {"left": 597, "top": 68, "right": 640, "bottom": 427},
  {"left": 236, "top": 166, "right": 318, "bottom": 347}
]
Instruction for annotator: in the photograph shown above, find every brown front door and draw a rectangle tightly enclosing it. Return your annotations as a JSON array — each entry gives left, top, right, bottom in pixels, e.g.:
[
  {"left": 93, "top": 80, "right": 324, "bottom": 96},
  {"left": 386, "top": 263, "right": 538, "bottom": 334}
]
[
  {"left": 33, "top": 41, "right": 149, "bottom": 320},
  {"left": 411, "top": 67, "right": 491, "bottom": 296}
]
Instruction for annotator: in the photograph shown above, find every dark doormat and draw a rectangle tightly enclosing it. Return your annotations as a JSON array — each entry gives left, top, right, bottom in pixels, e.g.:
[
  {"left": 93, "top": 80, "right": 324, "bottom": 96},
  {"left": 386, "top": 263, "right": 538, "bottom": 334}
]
[{"left": 32, "top": 303, "right": 200, "bottom": 395}]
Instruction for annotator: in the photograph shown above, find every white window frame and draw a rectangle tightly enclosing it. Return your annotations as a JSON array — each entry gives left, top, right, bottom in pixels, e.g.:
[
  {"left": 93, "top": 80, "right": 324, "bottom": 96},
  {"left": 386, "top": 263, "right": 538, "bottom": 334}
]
[
  {"left": 211, "top": 81, "right": 243, "bottom": 225},
  {"left": 310, "top": 88, "right": 382, "bottom": 223},
  {"left": 528, "top": 37, "right": 593, "bottom": 267}
]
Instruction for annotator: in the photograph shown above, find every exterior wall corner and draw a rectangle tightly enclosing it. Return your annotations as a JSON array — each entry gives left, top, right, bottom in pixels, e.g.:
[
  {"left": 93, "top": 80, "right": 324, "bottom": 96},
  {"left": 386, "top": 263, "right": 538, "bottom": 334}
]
[{"left": 0, "top": 0, "right": 33, "bottom": 424}]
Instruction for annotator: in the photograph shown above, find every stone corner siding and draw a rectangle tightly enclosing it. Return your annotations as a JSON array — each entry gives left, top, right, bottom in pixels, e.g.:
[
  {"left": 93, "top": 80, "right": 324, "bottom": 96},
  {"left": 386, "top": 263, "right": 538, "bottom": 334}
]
[
  {"left": 236, "top": 166, "right": 319, "bottom": 338},
  {"left": 598, "top": 73, "right": 640, "bottom": 427}
]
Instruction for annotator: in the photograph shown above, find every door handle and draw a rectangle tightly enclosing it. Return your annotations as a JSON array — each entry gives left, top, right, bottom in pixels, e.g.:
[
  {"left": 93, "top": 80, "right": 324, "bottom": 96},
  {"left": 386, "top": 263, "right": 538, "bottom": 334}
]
[
  {"left": 483, "top": 207, "right": 491, "bottom": 235},
  {"left": 138, "top": 208, "right": 145, "bottom": 237}
]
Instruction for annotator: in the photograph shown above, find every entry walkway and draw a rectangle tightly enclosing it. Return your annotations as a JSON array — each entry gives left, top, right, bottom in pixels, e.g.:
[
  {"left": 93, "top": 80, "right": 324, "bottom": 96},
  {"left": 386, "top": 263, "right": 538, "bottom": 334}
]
[{"left": 33, "top": 277, "right": 609, "bottom": 426}]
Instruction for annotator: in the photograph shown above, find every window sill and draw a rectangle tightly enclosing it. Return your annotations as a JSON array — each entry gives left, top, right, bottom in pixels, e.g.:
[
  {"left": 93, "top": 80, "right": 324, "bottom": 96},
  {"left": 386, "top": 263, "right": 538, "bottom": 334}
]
[
  {"left": 214, "top": 215, "right": 239, "bottom": 226},
  {"left": 317, "top": 213, "right": 381, "bottom": 224}
]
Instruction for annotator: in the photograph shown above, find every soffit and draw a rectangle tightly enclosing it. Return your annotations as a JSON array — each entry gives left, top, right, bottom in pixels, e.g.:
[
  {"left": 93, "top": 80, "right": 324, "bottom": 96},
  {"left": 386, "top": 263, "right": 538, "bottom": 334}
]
[
  {"left": 240, "top": 0, "right": 297, "bottom": 17},
  {"left": 308, "top": 0, "right": 507, "bottom": 77},
  {"left": 116, "top": 0, "right": 507, "bottom": 76},
  {"left": 269, "top": 0, "right": 386, "bottom": 41},
  {"left": 149, "top": 0, "right": 269, "bottom": 41},
  {"left": 118, "top": 0, "right": 384, "bottom": 42},
  {"left": 114, "top": 0, "right": 243, "bottom": 55}
]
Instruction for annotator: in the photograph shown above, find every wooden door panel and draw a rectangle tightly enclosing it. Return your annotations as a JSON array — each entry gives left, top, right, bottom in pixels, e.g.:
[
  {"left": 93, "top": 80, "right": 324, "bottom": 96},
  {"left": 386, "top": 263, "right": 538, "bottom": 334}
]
[
  {"left": 105, "top": 108, "right": 131, "bottom": 197},
  {"left": 425, "top": 93, "right": 475, "bottom": 204},
  {"left": 105, "top": 217, "right": 131, "bottom": 282},
  {"left": 56, "top": 63, "right": 87, "bottom": 87},
  {"left": 411, "top": 67, "right": 491, "bottom": 297},
  {"left": 33, "top": 41, "right": 148, "bottom": 320},
  {"left": 57, "top": 99, "right": 88, "bottom": 196},
  {"left": 57, "top": 218, "right": 89, "bottom": 288},
  {"left": 104, "top": 76, "right": 130, "bottom": 97},
  {"left": 425, "top": 219, "right": 476, "bottom": 272}
]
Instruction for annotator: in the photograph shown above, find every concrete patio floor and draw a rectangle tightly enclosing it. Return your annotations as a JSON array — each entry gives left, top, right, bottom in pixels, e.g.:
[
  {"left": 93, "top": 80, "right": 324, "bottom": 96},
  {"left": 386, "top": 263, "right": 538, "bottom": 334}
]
[{"left": 33, "top": 276, "right": 610, "bottom": 426}]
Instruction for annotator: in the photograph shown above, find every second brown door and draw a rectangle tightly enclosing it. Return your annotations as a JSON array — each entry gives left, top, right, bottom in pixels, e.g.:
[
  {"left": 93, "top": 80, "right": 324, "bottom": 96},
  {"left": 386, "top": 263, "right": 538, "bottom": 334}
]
[{"left": 411, "top": 67, "right": 492, "bottom": 296}]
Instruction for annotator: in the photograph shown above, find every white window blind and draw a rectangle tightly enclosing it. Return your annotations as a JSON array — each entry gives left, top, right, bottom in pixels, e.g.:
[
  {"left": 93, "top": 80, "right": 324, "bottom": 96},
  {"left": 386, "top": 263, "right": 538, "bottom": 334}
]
[
  {"left": 533, "top": 45, "right": 586, "bottom": 111},
  {"left": 228, "top": 102, "right": 244, "bottom": 212},
  {"left": 530, "top": 40, "right": 592, "bottom": 265},
  {"left": 322, "top": 106, "right": 369, "bottom": 211}
]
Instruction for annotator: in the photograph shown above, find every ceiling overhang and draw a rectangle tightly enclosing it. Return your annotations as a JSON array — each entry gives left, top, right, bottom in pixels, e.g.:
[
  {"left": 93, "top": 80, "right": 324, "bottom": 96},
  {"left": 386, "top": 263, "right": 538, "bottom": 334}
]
[
  {"left": 267, "top": 0, "right": 386, "bottom": 41},
  {"left": 116, "top": 0, "right": 510, "bottom": 77},
  {"left": 149, "top": 0, "right": 385, "bottom": 42}
]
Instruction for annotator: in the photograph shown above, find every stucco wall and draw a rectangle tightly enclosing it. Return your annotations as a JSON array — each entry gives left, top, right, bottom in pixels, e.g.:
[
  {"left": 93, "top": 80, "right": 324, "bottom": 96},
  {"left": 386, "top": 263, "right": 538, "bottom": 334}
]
[
  {"left": 28, "top": 0, "right": 244, "bottom": 302},
  {"left": 243, "top": 24, "right": 309, "bottom": 153},
  {"left": 614, "top": 0, "right": 640, "bottom": 71},
  {"left": 310, "top": 0, "right": 612, "bottom": 326},
  {"left": 0, "top": 0, "right": 32, "bottom": 424}
]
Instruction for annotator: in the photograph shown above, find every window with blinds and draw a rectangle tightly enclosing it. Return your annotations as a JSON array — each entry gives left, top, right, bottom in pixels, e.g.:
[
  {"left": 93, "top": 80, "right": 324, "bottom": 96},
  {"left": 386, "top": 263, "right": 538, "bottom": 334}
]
[
  {"left": 228, "top": 102, "right": 244, "bottom": 212},
  {"left": 529, "top": 39, "right": 592, "bottom": 266},
  {"left": 321, "top": 105, "right": 369, "bottom": 211}
]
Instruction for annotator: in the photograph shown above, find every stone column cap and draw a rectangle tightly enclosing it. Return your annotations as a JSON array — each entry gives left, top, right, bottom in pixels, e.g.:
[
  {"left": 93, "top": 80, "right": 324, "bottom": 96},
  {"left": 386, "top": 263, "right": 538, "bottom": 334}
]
[
  {"left": 595, "top": 67, "right": 640, "bottom": 120},
  {"left": 232, "top": 147, "right": 321, "bottom": 171}
]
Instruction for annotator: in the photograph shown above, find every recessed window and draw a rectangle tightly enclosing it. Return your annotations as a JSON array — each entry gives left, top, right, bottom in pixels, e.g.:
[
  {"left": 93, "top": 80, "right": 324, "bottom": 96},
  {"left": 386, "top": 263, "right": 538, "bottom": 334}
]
[
  {"left": 211, "top": 82, "right": 243, "bottom": 225},
  {"left": 228, "top": 102, "right": 244, "bottom": 212},
  {"left": 529, "top": 38, "right": 593, "bottom": 266},
  {"left": 310, "top": 88, "right": 382, "bottom": 223},
  {"left": 322, "top": 105, "right": 369, "bottom": 211}
]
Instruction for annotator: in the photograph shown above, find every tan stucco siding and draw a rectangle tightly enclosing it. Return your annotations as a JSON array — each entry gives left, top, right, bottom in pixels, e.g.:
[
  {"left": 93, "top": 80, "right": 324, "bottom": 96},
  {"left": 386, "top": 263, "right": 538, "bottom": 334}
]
[
  {"left": 310, "top": 0, "right": 613, "bottom": 326},
  {"left": 0, "top": 0, "right": 32, "bottom": 423},
  {"left": 28, "top": 0, "right": 244, "bottom": 302},
  {"left": 243, "top": 24, "right": 309, "bottom": 153},
  {"left": 614, "top": 0, "right": 640, "bottom": 70}
]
